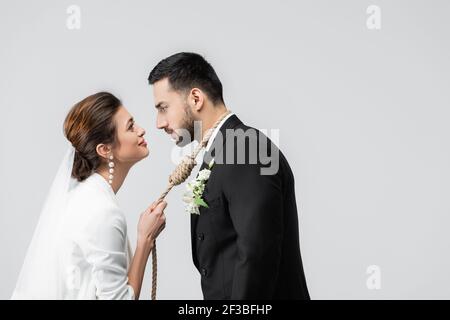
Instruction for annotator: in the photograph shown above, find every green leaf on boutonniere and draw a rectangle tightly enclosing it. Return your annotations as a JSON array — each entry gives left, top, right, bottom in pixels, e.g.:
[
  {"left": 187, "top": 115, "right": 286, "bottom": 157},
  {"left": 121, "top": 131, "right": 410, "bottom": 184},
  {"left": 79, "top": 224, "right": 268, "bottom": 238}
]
[{"left": 194, "top": 197, "right": 209, "bottom": 208}]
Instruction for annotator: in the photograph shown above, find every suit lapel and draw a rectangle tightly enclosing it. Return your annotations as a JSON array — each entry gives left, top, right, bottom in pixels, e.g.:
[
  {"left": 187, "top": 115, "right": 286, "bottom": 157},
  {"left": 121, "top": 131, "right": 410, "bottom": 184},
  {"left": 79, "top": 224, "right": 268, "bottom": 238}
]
[{"left": 191, "top": 114, "right": 243, "bottom": 266}]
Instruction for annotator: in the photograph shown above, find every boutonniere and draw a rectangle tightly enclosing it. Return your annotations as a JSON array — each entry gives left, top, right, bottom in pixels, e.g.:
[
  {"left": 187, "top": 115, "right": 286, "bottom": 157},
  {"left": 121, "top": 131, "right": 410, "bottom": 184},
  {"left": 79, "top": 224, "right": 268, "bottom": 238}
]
[{"left": 183, "top": 159, "right": 215, "bottom": 215}]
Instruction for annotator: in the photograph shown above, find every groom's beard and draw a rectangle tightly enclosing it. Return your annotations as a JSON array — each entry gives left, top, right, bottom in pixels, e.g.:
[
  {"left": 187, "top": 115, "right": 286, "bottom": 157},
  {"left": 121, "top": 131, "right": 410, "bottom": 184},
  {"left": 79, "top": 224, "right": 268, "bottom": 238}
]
[{"left": 174, "top": 104, "right": 195, "bottom": 147}]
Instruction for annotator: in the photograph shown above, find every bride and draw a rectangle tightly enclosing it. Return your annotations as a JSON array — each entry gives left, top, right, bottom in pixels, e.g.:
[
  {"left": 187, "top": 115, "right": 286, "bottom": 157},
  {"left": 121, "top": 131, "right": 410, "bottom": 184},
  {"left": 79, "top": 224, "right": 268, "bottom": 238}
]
[{"left": 11, "top": 92, "right": 167, "bottom": 299}]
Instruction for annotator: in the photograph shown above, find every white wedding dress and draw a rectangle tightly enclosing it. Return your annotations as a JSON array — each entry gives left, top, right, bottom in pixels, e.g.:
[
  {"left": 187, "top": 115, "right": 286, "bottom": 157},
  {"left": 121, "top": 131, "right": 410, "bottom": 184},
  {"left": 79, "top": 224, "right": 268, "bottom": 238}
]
[{"left": 11, "top": 147, "right": 135, "bottom": 300}]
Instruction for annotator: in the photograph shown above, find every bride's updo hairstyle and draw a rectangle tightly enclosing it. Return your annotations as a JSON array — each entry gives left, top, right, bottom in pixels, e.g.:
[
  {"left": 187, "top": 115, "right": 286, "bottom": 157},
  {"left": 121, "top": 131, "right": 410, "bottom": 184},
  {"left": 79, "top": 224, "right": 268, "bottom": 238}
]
[{"left": 64, "top": 92, "right": 121, "bottom": 182}]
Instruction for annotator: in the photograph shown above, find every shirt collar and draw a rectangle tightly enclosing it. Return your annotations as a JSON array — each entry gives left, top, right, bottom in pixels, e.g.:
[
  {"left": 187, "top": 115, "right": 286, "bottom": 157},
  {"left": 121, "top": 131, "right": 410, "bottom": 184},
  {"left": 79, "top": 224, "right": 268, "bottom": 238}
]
[{"left": 205, "top": 111, "right": 234, "bottom": 152}]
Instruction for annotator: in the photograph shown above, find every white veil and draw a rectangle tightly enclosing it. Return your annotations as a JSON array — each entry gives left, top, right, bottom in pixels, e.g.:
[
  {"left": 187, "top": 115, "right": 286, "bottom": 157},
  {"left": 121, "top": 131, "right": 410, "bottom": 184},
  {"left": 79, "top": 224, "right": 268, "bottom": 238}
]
[{"left": 11, "top": 145, "right": 78, "bottom": 299}]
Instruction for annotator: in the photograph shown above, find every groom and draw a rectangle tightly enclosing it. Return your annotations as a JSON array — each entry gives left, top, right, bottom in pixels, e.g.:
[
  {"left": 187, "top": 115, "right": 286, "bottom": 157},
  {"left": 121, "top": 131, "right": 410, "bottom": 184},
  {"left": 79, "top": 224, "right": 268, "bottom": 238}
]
[{"left": 148, "top": 52, "right": 310, "bottom": 300}]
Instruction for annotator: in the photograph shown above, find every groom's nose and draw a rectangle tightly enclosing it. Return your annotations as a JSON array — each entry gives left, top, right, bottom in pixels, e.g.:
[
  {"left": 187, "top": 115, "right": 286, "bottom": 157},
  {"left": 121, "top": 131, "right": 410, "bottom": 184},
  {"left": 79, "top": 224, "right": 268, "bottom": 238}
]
[{"left": 156, "top": 115, "right": 168, "bottom": 130}]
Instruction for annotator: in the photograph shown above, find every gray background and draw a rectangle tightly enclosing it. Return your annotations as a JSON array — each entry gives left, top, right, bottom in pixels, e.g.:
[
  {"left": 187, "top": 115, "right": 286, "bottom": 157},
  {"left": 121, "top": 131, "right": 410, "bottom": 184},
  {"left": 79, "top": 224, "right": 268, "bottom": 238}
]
[{"left": 1, "top": 0, "right": 449, "bottom": 299}]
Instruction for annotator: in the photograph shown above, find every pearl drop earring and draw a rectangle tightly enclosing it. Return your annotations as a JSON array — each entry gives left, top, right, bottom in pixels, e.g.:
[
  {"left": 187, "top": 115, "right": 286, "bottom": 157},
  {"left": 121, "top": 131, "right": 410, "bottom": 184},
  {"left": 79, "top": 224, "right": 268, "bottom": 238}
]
[{"left": 108, "top": 154, "right": 115, "bottom": 185}]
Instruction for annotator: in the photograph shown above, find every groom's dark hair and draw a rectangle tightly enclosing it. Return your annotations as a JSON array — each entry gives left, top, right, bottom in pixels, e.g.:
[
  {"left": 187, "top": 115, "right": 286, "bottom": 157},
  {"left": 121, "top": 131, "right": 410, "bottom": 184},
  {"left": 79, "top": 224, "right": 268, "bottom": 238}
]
[{"left": 148, "top": 52, "right": 224, "bottom": 105}]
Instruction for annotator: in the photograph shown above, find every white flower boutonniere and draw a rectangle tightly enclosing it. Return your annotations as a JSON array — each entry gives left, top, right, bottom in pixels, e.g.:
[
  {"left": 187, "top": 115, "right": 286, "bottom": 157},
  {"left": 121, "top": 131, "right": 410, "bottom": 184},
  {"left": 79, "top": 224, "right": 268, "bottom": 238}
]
[{"left": 183, "top": 159, "right": 215, "bottom": 215}]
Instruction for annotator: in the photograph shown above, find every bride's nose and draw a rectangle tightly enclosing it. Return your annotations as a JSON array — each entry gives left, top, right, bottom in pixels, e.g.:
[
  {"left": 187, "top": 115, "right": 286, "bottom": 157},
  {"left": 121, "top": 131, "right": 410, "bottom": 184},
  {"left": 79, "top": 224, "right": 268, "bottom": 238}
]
[{"left": 137, "top": 126, "right": 145, "bottom": 137}]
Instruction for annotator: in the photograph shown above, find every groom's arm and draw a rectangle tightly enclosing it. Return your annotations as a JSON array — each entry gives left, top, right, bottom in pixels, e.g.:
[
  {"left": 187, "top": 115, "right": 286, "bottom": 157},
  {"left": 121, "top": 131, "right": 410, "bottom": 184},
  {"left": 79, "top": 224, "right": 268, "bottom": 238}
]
[{"left": 223, "top": 162, "right": 284, "bottom": 299}]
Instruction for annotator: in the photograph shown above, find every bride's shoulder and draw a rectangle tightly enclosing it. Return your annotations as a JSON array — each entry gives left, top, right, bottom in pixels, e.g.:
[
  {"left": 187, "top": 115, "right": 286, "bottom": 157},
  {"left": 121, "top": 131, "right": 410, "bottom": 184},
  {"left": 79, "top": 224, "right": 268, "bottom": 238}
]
[{"left": 66, "top": 174, "right": 125, "bottom": 228}]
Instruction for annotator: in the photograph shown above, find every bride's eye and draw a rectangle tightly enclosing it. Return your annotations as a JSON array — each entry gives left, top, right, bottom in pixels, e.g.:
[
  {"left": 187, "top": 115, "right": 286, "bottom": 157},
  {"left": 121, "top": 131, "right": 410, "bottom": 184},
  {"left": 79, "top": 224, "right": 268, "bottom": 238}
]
[{"left": 128, "top": 121, "right": 135, "bottom": 131}]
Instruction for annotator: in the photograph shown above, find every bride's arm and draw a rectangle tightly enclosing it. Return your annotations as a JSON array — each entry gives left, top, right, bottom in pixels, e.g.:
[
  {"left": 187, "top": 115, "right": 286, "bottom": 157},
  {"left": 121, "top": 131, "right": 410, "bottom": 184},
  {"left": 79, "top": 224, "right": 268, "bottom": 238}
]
[{"left": 127, "top": 201, "right": 166, "bottom": 299}]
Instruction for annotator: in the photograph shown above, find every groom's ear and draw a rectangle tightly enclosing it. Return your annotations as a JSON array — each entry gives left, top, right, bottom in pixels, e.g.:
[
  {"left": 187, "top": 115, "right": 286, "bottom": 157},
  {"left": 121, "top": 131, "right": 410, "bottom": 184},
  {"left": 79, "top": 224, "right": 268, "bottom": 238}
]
[
  {"left": 189, "top": 87, "right": 205, "bottom": 112},
  {"left": 96, "top": 143, "right": 111, "bottom": 161}
]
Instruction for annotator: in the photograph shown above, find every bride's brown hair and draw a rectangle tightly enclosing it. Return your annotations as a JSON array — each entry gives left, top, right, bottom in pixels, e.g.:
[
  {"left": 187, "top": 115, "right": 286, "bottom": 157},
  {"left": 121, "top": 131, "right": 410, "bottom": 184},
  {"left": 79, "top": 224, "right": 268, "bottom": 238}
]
[{"left": 64, "top": 92, "right": 121, "bottom": 182}]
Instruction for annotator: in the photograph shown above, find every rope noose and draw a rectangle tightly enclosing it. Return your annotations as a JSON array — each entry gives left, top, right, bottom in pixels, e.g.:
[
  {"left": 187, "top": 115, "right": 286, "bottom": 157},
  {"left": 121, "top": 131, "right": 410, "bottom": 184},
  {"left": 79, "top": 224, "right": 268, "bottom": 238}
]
[{"left": 150, "top": 110, "right": 231, "bottom": 300}]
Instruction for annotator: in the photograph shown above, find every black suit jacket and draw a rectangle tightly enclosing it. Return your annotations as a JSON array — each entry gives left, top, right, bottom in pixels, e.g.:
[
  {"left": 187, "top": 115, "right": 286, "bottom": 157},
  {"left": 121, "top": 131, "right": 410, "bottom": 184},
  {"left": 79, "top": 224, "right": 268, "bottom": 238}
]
[{"left": 191, "top": 114, "right": 310, "bottom": 300}]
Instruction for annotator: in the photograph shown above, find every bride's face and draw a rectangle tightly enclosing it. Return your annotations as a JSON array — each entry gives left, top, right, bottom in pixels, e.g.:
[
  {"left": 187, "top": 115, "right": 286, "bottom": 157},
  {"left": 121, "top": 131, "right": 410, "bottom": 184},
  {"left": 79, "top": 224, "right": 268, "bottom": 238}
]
[{"left": 111, "top": 106, "right": 149, "bottom": 164}]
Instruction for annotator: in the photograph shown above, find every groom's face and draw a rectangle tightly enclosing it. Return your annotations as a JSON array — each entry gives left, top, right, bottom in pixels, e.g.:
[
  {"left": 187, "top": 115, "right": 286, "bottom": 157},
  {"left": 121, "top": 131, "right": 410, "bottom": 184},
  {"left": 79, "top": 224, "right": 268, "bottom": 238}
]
[{"left": 152, "top": 78, "right": 195, "bottom": 147}]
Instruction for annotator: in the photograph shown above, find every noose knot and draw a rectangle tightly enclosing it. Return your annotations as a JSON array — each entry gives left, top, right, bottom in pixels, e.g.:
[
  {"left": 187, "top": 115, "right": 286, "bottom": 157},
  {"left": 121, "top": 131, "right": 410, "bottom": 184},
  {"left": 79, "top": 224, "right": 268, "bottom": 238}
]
[{"left": 168, "top": 155, "right": 197, "bottom": 186}]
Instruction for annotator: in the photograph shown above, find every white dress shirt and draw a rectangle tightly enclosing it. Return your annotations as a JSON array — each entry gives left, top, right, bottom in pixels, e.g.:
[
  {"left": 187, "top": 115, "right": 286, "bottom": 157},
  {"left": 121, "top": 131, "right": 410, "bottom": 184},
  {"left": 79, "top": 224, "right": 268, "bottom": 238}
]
[
  {"left": 194, "top": 111, "right": 234, "bottom": 175},
  {"left": 205, "top": 111, "right": 234, "bottom": 152}
]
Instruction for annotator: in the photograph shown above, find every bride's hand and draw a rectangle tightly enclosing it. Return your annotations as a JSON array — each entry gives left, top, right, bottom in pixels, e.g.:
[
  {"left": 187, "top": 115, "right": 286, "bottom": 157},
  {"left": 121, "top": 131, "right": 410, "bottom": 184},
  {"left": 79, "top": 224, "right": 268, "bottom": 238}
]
[{"left": 137, "top": 201, "right": 167, "bottom": 250}]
